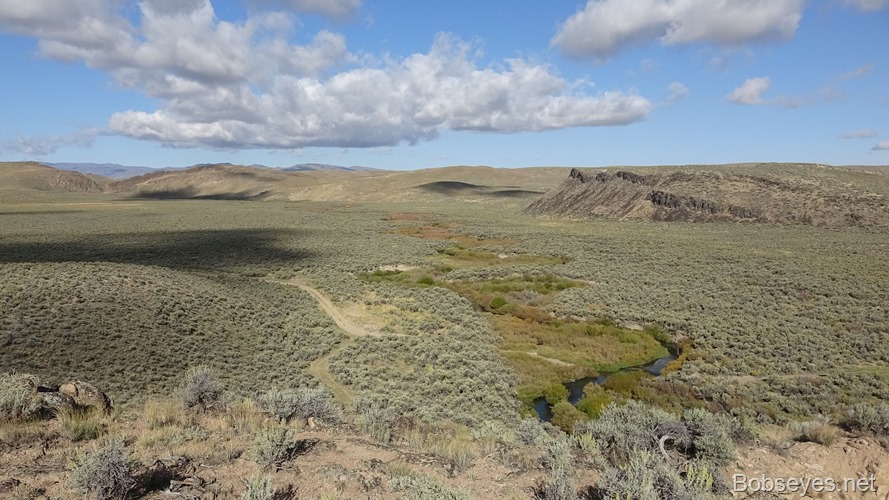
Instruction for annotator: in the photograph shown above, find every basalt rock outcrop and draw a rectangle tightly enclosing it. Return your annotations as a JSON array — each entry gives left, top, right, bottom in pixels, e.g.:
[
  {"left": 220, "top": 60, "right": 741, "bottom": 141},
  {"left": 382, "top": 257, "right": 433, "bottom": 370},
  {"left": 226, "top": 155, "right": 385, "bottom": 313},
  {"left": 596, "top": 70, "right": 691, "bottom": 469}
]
[
  {"left": 527, "top": 164, "right": 889, "bottom": 227},
  {"left": 30, "top": 379, "right": 113, "bottom": 416}
]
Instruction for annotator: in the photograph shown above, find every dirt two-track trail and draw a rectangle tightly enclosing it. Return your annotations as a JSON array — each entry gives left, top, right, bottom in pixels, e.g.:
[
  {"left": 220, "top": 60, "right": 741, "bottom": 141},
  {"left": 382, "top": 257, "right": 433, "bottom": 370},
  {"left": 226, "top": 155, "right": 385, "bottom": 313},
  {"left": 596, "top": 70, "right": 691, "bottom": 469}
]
[{"left": 272, "top": 277, "right": 380, "bottom": 406}]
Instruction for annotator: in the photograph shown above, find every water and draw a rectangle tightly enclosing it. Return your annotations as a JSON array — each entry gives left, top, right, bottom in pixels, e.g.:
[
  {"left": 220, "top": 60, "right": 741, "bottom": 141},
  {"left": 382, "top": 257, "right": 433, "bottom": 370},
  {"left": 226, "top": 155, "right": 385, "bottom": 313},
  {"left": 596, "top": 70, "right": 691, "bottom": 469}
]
[{"left": 533, "top": 347, "right": 679, "bottom": 421}]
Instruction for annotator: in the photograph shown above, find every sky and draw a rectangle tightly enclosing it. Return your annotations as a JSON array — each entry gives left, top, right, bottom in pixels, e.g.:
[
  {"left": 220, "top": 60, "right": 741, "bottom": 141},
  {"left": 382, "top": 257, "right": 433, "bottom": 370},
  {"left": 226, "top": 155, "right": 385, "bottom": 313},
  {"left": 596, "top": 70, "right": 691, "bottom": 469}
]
[{"left": 0, "top": 0, "right": 887, "bottom": 170}]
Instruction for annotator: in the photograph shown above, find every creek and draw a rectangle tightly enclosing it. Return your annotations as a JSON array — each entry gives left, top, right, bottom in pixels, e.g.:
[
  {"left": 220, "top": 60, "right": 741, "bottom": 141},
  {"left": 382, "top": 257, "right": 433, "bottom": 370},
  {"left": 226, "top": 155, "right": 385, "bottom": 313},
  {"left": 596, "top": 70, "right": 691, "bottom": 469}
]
[{"left": 533, "top": 347, "right": 678, "bottom": 421}]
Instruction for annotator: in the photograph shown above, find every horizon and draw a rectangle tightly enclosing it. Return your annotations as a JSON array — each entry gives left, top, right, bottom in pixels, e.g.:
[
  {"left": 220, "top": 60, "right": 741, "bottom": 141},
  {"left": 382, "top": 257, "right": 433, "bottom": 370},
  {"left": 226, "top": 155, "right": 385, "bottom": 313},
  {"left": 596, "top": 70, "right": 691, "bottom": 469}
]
[{"left": 0, "top": 1, "right": 887, "bottom": 170}]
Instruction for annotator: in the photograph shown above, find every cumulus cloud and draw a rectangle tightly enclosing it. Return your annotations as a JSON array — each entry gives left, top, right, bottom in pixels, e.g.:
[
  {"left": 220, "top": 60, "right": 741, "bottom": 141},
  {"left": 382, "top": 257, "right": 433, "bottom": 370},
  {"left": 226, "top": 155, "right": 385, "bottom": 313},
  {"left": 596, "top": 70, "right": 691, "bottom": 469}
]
[
  {"left": 726, "top": 64, "right": 875, "bottom": 109},
  {"left": 839, "top": 129, "right": 878, "bottom": 139},
  {"left": 844, "top": 0, "right": 889, "bottom": 11},
  {"left": 727, "top": 77, "right": 771, "bottom": 105},
  {"left": 108, "top": 35, "right": 653, "bottom": 149},
  {"left": 0, "top": 1, "right": 652, "bottom": 150},
  {"left": 553, "top": 0, "right": 804, "bottom": 61},
  {"left": 873, "top": 141, "right": 889, "bottom": 151}
]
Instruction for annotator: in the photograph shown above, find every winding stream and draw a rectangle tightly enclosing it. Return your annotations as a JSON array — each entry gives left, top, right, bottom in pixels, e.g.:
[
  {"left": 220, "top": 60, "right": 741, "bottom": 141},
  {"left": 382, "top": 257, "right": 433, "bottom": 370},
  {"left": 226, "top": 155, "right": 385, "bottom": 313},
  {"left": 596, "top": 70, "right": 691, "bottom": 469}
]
[{"left": 533, "top": 347, "right": 678, "bottom": 421}]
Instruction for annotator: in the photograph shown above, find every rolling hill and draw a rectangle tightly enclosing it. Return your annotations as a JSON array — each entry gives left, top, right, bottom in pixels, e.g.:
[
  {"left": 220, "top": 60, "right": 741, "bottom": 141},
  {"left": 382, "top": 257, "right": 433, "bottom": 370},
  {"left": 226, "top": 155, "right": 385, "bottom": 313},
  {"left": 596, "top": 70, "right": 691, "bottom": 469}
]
[
  {"left": 45, "top": 162, "right": 159, "bottom": 179},
  {"left": 526, "top": 163, "right": 889, "bottom": 228},
  {"left": 0, "top": 162, "right": 104, "bottom": 194}
]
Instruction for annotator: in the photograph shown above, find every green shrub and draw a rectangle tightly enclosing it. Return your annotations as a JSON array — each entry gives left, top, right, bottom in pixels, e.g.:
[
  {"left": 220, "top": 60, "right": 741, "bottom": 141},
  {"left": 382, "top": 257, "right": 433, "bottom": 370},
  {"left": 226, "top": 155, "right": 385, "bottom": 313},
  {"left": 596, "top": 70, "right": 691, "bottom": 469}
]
[
  {"left": 242, "top": 475, "right": 274, "bottom": 500},
  {"left": 416, "top": 275, "right": 435, "bottom": 285},
  {"left": 387, "top": 472, "right": 471, "bottom": 500},
  {"left": 847, "top": 402, "right": 889, "bottom": 436},
  {"left": 253, "top": 424, "right": 295, "bottom": 471},
  {"left": 0, "top": 372, "right": 40, "bottom": 422},
  {"left": 256, "top": 387, "right": 342, "bottom": 424},
  {"left": 177, "top": 366, "right": 223, "bottom": 412},
  {"left": 489, "top": 296, "right": 507, "bottom": 309},
  {"left": 69, "top": 438, "right": 138, "bottom": 500},
  {"left": 684, "top": 408, "right": 736, "bottom": 466},
  {"left": 599, "top": 449, "right": 692, "bottom": 500},
  {"left": 550, "top": 402, "right": 589, "bottom": 434},
  {"left": 542, "top": 384, "right": 569, "bottom": 405},
  {"left": 355, "top": 398, "right": 395, "bottom": 443},
  {"left": 575, "top": 385, "right": 611, "bottom": 418},
  {"left": 515, "top": 417, "right": 546, "bottom": 445},
  {"left": 540, "top": 437, "right": 577, "bottom": 500},
  {"left": 580, "top": 401, "right": 683, "bottom": 463}
]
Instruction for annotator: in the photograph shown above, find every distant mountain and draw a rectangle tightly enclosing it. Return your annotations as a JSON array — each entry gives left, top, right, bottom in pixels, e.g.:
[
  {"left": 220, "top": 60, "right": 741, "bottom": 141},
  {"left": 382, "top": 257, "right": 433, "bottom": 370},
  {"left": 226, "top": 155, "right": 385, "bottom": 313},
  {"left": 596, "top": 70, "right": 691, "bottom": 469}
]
[
  {"left": 47, "top": 162, "right": 161, "bottom": 179},
  {"left": 283, "top": 163, "right": 381, "bottom": 172}
]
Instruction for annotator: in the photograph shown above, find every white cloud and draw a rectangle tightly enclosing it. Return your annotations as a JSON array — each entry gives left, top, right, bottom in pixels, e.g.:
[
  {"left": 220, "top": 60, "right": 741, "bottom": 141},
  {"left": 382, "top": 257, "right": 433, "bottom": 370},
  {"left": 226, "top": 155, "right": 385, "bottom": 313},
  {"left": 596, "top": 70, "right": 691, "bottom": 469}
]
[
  {"left": 665, "top": 82, "right": 689, "bottom": 104},
  {"left": 0, "top": 2, "right": 652, "bottom": 150},
  {"left": 839, "top": 129, "right": 878, "bottom": 139},
  {"left": 2, "top": 129, "right": 102, "bottom": 156},
  {"left": 844, "top": 0, "right": 889, "bottom": 11},
  {"left": 837, "top": 63, "right": 875, "bottom": 81},
  {"left": 108, "top": 35, "right": 653, "bottom": 149},
  {"left": 727, "top": 77, "right": 771, "bottom": 105},
  {"left": 553, "top": 0, "right": 804, "bottom": 61},
  {"left": 250, "top": 0, "right": 362, "bottom": 19},
  {"left": 873, "top": 141, "right": 889, "bottom": 151}
]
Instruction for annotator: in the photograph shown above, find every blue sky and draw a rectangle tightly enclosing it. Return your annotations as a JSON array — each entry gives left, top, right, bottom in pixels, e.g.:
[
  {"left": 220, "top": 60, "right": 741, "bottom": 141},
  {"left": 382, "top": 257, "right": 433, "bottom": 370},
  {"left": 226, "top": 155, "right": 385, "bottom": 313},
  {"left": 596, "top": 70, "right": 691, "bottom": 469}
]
[{"left": 0, "top": 0, "right": 887, "bottom": 170}]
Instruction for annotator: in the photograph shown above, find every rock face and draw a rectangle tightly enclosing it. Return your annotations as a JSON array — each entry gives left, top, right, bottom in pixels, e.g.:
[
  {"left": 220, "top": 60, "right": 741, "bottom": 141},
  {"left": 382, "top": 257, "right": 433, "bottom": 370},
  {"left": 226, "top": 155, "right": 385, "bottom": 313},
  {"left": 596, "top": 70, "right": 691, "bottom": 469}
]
[{"left": 527, "top": 164, "right": 889, "bottom": 227}]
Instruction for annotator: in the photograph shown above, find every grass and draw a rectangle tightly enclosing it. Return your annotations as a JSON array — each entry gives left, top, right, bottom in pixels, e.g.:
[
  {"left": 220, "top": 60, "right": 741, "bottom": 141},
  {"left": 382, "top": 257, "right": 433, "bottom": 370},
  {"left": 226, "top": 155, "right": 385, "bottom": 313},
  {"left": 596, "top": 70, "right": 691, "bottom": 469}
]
[{"left": 58, "top": 407, "right": 105, "bottom": 442}]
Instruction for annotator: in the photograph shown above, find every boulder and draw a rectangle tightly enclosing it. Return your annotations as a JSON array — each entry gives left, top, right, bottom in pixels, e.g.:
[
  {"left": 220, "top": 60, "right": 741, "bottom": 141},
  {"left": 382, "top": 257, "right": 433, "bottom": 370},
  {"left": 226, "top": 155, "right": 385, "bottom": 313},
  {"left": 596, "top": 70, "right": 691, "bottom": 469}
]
[
  {"left": 59, "top": 381, "right": 112, "bottom": 414},
  {"left": 37, "top": 391, "right": 79, "bottom": 416}
]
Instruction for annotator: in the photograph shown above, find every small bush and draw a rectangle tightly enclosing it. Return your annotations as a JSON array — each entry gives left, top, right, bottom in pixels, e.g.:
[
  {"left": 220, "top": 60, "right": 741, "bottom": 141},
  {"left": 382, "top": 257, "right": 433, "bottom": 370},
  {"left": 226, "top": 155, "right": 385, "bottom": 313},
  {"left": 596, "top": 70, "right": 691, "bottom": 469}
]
[
  {"left": 69, "top": 438, "right": 138, "bottom": 500},
  {"left": 242, "top": 475, "right": 274, "bottom": 500},
  {"left": 489, "top": 296, "right": 507, "bottom": 309},
  {"left": 684, "top": 408, "right": 736, "bottom": 466},
  {"left": 542, "top": 383, "right": 569, "bottom": 405},
  {"left": 599, "top": 449, "right": 691, "bottom": 500},
  {"left": 539, "top": 438, "right": 577, "bottom": 500},
  {"left": 257, "top": 387, "right": 343, "bottom": 424},
  {"left": 0, "top": 372, "right": 40, "bottom": 422},
  {"left": 253, "top": 424, "right": 294, "bottom": 471},
  {"left": 515, "top": 417, "right": 546, "bottom": 445},
  {"left": 580, "top": 401, "right": 683, "bottom": 464},
  {"left": 550, "top": 401, "right": 589, "bottom": 434},
  {"left": 847, "top": 402, "right": 889, "bottom": 436},
  {"left": 791, "top": 416, "right": 839, "bottom": 446},
  {"left": 177, "top": 366, "right": 223, "bottom": 412},
  {"left": 416, "top": 275, "right": 435, "bottom": 285},
  {"left": 355, "top": 398, "right": 394, "bottom": 443},
  {"left": 388, "top": 472, "right": 471, "bottom": 500},
  {"left": 575, "top": 385, "right": 611, "bottom": 418}
]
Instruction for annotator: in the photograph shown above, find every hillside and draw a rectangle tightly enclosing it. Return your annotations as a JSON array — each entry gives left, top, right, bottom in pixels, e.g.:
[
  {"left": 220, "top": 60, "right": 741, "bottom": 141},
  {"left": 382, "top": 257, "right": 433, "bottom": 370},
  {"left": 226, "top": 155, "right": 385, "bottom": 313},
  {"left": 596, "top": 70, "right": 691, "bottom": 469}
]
[
  {"left": 107, "top": 163, "right": 567, "bottom": 203},
  {"left": 0, "top": 261, "right": 342, "bottom": 401},
  {"left": 526, "top": 163, "right": 889, "bottom": 227},
  {"left": 0, "top": 162, "right": 105, "bottom": 194},
  {"left": 46, "top": 162, "right": 159, "bottom": 179}
]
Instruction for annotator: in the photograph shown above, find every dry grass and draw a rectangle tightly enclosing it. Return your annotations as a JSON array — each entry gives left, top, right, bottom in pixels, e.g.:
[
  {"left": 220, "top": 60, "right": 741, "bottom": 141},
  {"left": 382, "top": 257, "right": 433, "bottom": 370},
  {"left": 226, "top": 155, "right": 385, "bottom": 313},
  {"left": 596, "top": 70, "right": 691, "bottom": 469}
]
[
  {"left": 143, "top": 398, "right": 190, "bottom": 430},
  {"left": 58, "top": 407, "right": 105, "bottom": 442}
]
